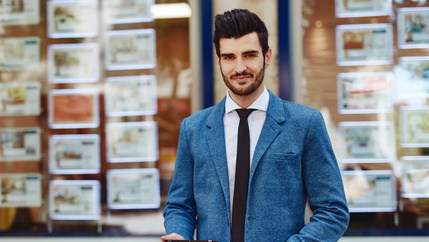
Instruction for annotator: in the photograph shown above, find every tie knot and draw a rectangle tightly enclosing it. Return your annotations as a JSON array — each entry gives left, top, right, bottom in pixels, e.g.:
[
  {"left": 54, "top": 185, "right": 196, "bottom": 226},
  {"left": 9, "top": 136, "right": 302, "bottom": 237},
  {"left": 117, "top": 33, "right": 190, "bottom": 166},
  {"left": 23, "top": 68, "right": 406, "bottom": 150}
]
[{"left": 235, "top": 108, "right": 256, "bottom": 119}]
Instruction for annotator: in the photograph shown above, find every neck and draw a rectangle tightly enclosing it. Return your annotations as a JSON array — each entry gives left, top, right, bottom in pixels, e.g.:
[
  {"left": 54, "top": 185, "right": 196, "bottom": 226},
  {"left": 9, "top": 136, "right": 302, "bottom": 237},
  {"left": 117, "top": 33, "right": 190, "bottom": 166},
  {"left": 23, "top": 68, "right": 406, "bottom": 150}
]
[{"left": 229, "top": 86, "right": 264, "bottom": 109}]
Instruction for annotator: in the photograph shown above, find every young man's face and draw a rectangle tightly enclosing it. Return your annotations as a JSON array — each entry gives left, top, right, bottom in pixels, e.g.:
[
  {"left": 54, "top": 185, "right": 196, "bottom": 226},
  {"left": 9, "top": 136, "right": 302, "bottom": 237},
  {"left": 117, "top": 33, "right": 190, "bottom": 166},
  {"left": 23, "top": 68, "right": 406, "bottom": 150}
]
[{"left": 218, "top": 31, "right": 271, "bottom": 97}]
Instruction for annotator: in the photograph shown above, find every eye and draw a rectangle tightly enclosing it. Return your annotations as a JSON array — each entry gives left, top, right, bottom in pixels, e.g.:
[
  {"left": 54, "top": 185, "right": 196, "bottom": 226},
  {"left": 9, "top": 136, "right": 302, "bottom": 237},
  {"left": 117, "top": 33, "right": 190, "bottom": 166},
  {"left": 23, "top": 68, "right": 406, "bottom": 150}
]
[{"left": 223, "top": 55, "right": 234, "bottom": 60}]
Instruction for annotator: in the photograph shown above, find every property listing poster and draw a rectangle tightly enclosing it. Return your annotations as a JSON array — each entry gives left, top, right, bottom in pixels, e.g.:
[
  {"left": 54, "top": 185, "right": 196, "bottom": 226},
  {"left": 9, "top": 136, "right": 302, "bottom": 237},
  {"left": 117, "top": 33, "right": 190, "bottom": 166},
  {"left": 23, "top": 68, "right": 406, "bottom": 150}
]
[
  {"left": 103, "top": 0, "right": 154, "bottom": 24},
  {"left": 336, "top": 24, "right": 393, "bottom": 66},
  {"left": 0, "top": 173, "right": 42, "bottom": 207},
  {"left": 398, "top": 7, "right": 429, "bottom": 49},
  {"left": 342, "top": 170, "right": 396, "bottom": 212},
  {"left": 47, "top": 0, "right": 98, "bottom": 38},
  {"left": 0, "top": 0, "right": 40, "bottom": 26},
  {"left": 401, "top": 156, "right": 429, "bottom": 198},
  {"left": 49, "top": 134, "right": 100, "bottom": 174},
  {"left": 48, "top": 43, "right": 99, "bottom": 83},
  {"left": 0, "top": 82, "right": 41, "bottom": 116},
  {"left": 337, "top": 72, "right": 393, "bottom": 114},
  {"left": 400, "top": 106, "right": 429, "bottom": 147},
  {"left": 104, "top": 75, "right": 157, "bottom": 116},
  {"left": 49, "top": 180, "right": 100, "bottom": 220},
  {"left": 335, "top": 0, "right": 392, "bottom": 18},
  {"left": 106, "top": 121, "right": 158, "bottom": 162},
  {"left": 0, "top": 127, "right": 41, "bottom": 161},
  {"left": 104, "top": 29, "right": 156, "bottom": 70},
  {"left": 107, "top": 168, "right": 160, "bottom": 209},
  {"left": 338, "top": 121, "right": 395, "bottom": 163},
  {"left": 48, "top": 89, "right": 99, "bottom": 129},
  {"left": 0, "top": 37, "right": 40, "bottom": 70}
]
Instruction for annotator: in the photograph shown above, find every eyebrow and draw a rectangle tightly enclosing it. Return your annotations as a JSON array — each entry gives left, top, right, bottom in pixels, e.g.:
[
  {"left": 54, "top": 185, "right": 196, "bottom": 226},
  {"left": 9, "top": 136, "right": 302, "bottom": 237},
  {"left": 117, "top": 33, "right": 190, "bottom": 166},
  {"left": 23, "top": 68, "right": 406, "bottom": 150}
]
[
  {"left": 243, "top": 50, "right": 259, "bottom": 55},
  {"left": 220, "top": 50, "right": 260, "bottom": 57}
]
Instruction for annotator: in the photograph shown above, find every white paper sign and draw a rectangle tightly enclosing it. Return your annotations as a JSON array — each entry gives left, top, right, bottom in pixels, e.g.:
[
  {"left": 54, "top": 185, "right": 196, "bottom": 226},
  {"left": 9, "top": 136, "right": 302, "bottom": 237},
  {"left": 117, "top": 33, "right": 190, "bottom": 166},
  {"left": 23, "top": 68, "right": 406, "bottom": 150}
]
[
  {"left": 49, "top": 180, "right": 101, "bottom": 220},
  {"left": 49, "top": 134, "right": 100, "bottom": 174},
  {"left": 342, "top": 170, "right": 396, "bottom": 212},
  {"left": 103, "top": 0, "right": 154, "bottom": 24},
  {"left": 107, "top": 168, "right": 160, "bottom": 209},
  {"left": 106, "top": 121, "right": 158, "bottom": 162},
  {"left": 0, "top": 0, "right": 40, "bottom": 26},
  {"left": 47, "top": 0, "right": 98, "bottom": 38},
  {"left": 0, "top": 173, "right": 42, "bottom": 207},
  {"left": 104, "top": 75, "right": 157, "bottom": 116},
  {"left": 0, "top": 127, "right": 41, "bottom": 161},
  {"left": 48, "top": 43, "right": 99, "bottom": 83},
  {"left": 336, "top": 24, "right": 393, "bottom": 66},
  {"left": 0, "top": 37, "right": 40, "bottom": 70},
  {"left": 0, "top": 82, "right": 41, "bottom": 116},
  {"left": 104, "top": 29, "right": 156, "bottom": 70}
]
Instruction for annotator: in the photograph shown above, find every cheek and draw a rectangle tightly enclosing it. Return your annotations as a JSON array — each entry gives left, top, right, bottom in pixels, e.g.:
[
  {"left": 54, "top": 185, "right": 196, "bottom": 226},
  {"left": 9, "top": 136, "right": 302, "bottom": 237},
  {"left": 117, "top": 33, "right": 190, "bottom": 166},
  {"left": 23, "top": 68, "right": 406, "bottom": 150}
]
[
  {"left": 220, "top": 62, "right": 234, "bottom": 75},
  {"left": 249, "top": 63, "right": 264, "bottom": 73}
]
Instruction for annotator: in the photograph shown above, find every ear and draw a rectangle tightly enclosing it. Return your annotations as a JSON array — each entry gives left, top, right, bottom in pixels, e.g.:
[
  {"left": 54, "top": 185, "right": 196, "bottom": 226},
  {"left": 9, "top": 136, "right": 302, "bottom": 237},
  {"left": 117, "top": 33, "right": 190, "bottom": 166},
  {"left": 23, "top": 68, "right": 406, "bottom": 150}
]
[{"left": 264, "top": 48, "right": 272, "bottom": 68}]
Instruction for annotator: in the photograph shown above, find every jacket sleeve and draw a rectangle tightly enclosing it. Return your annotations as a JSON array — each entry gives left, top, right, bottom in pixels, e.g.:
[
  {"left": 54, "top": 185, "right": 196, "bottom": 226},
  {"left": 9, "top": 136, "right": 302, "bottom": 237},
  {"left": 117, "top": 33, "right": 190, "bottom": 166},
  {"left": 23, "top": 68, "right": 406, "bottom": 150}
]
[
  {"left": 163, "top": 118, "right": 197, "bottom": 240},
  {"left": 287, "top": 111, "right": 350, "bottom": 242}
]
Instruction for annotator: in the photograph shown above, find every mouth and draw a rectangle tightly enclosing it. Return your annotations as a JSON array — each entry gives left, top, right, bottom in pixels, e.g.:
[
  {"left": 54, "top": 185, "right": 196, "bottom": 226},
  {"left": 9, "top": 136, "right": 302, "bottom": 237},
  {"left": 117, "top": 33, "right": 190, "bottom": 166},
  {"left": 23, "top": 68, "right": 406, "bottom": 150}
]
[{"left": 231, "top": 75, "right": 252, "bottom": 83}]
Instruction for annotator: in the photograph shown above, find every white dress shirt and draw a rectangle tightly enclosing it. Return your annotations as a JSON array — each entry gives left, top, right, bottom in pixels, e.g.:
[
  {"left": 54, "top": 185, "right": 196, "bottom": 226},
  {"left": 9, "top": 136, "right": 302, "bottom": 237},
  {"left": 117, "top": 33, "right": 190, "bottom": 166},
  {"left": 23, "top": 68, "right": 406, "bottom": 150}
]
[{"left": 223, "top": 86, "right": 269, "bottom": 214}]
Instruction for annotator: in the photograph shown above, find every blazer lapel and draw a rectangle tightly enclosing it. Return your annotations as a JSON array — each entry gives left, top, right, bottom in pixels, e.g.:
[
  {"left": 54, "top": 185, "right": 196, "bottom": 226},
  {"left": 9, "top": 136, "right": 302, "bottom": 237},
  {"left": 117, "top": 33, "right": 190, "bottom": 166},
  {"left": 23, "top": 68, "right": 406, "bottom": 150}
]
[
  {"left": 205, "top": 97, "right": 231, "bottom": 216},
  {"left": 249, "top": 91, "right": 286, "bottom": 184}
]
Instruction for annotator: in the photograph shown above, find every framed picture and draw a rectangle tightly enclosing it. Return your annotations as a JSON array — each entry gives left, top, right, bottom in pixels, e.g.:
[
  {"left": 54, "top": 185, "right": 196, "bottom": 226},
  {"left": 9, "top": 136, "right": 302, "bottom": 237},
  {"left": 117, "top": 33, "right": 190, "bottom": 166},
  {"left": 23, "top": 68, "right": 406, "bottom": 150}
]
[
  {"left": 0, "top": 127, "right": 41, "bottom": 161},
  {"left": 337, "top": 72, "right": 393, "bottom": 114},
  {"left": 0, "top": 36, "right": 40, "bottom": 70},
  {"left": 401, "top": 156, "right": 429, "bottom": 198},
  {"left": 398, "top": 7, "right": 429, "bottom": 49},
  {"left": 342, "top": 170, "right": 396, "bottom": 213},
  {"left": 0, "top": 173, "right": 42, "bottom": 207},
  {"left": 0, "top": 0, "right": 40, "bottom": 26},
  {"left": 396, "top": 57, "right": 429, "bottom": 97},
  {"left": 107, "top": 168, "right": 160, "bottom": 209},
  {"left": 336, "top": 24, "right": 393, "bottom": 66},
  {"left": 49, "top": 134, "right": 100, "bottom": 174},
  {"left": 338, "top": 121, "right": 395, "bottom": 163},
  {"left": 49, "top": 180, "right": 101, "bottom": 220},
  {"left": 104, "top": 75, "right": 157, "bottom": 116},
  {"left": 400, "top": 106, "right": 429, "bottom": 147},
  {"left": 106, "top": 121, "right": 158, "bottom": 162},
  {"left": 398, "top": 56, "right": 429, "bottom": 82},
  {"left": 0, "top": 82, "right": 41, "bottom": 116},
  {"left": 47, "top": 43, "right": 99, "bottom": 83},
  {"left": 48, "top": 89, "right": 99, "bottom": 129},
  {"left": 47, "top": 0, "right": 98, "bottom": 38},
  {"left": 103, "top": 0, "right": 154, "bottom": 24},
  {"left": 104, "top": 29, "right": 156, "bottom": 70},
  {"left": 335, "top": 0, "right": 392, "bottom": 18}
]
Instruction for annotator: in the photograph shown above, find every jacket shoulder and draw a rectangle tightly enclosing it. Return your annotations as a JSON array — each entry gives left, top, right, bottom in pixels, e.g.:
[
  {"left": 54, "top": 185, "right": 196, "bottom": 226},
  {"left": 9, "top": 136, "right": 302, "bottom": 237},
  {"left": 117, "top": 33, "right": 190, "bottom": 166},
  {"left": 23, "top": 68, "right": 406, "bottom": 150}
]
[
  {"left": 284, "top": 101, "right": 320, "bottom": 116},
  {"left": 181, "top": 104, "right": 219, "bottom": 129}
]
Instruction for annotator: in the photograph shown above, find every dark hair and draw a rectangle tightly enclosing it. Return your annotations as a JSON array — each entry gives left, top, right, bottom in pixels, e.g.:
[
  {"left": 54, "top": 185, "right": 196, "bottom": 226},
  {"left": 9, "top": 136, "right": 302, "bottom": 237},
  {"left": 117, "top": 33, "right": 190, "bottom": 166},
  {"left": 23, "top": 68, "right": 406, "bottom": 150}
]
[{"left": 213, "top": 9, "right": 269, "bottom": 57}]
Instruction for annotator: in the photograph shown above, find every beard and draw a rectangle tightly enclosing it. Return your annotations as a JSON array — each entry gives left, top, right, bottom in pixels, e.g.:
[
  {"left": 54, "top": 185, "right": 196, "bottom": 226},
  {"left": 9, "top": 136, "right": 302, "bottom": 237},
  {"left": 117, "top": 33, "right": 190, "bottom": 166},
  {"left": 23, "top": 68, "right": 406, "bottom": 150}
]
[{"left": 221, "top": 60, "right": 265, "bottom": 96}]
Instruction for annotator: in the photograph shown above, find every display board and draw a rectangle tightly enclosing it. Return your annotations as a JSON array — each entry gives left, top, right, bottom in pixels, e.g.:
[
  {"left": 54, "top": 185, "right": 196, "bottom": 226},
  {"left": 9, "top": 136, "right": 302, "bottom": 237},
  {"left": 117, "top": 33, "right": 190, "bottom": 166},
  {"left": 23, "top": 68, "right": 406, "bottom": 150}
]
[
  {"left": 303, "top": 0, "right": 429, "bottom": 234},
  {"left": 0, "top": 0, "right": 191, "bottom": 237}
]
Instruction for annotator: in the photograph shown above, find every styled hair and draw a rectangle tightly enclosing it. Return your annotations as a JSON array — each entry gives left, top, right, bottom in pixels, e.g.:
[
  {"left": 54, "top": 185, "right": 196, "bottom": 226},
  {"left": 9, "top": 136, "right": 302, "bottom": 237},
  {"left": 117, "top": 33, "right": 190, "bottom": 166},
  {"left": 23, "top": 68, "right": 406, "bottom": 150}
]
[{"left": 213, "top": 9, "right": 269, "bottom": 57}]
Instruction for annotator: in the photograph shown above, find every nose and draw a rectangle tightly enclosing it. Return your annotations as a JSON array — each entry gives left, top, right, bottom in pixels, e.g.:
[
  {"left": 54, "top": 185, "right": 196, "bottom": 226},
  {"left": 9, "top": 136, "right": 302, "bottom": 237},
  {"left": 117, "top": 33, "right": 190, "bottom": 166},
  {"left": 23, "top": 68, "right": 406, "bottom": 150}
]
[{"left": 234, "top": 57, "right": 247, "bottom": 74}]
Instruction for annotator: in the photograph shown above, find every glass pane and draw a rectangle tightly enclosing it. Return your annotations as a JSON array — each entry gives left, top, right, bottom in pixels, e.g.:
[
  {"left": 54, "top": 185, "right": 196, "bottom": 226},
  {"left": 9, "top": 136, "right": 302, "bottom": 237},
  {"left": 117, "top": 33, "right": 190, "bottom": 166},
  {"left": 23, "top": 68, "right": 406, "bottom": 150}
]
[
  {"left": 0, "top": 0, "right": 191, "bottom": 236},
  {"left": 300, "top": 0, "right": 429, "bottom": 235}
]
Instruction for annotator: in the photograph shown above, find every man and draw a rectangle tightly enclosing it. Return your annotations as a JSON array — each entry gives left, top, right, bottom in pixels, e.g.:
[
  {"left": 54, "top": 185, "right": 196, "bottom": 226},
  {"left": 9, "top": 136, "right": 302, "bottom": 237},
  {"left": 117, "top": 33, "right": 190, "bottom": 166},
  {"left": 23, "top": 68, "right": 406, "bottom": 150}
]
[{"left": 162, "top": 9, "right": 349, "bottom": 242}]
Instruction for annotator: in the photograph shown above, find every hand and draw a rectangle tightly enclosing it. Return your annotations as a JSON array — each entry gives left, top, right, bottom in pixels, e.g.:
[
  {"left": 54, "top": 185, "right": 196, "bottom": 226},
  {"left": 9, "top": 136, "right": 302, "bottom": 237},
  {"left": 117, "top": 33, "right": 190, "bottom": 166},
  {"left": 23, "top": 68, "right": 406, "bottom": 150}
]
[{"left": 160, "top": 233, "right": 185, "bottom": 241}]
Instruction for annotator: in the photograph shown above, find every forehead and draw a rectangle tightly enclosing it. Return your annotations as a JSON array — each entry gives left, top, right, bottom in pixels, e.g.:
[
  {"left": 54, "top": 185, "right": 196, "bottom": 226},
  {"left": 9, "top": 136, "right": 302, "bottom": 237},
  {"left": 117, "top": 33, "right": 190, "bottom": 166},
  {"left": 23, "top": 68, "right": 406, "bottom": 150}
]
[{"left": 219, "top": 32, "right": 262, "bottom": 54}]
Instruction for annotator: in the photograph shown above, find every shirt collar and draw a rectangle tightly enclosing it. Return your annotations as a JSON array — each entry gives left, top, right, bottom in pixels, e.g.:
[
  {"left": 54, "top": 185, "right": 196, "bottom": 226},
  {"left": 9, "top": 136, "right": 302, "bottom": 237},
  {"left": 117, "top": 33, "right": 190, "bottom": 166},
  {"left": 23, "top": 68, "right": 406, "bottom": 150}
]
[{"left": 225, "top": 86, "right": 269, "bottom": 114}]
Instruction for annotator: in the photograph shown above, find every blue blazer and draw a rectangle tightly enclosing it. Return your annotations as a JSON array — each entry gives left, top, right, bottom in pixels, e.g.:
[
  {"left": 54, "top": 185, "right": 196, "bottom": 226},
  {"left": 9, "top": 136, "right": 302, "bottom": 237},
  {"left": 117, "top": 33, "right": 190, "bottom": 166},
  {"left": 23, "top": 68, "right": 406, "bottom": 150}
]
[{"left": 164, "top": 91, "right": 349, "bottom": 242}]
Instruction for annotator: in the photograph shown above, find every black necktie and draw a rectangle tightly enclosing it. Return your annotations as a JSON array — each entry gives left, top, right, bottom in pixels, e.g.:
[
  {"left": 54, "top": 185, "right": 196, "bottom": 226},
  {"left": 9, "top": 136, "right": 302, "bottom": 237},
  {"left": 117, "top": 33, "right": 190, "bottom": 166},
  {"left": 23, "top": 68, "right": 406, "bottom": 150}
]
[{"left": 231, "top": 108, "right": 256, "bottom": 242}]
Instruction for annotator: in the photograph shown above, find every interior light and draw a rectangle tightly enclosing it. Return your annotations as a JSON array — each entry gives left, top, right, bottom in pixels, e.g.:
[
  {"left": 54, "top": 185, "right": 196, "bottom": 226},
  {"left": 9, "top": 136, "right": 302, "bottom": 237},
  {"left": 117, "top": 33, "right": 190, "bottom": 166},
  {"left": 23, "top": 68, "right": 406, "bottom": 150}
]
[{"left": 150, "top": 3, "right": 192, "bottom": 19}]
